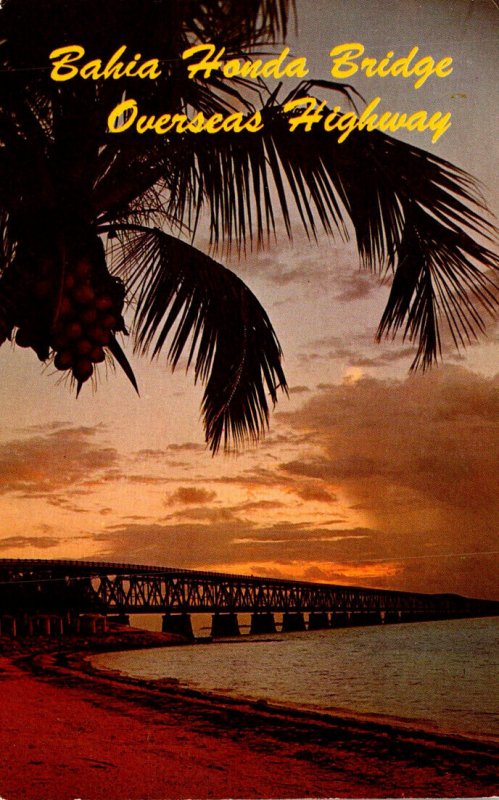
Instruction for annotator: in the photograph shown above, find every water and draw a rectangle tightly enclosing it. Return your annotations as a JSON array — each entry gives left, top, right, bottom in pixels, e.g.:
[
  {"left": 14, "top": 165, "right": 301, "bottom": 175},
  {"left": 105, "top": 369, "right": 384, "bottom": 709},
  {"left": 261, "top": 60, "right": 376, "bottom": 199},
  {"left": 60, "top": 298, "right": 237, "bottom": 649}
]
[{"left": 91, "top": 617, "right": 499, "bottom": 740}]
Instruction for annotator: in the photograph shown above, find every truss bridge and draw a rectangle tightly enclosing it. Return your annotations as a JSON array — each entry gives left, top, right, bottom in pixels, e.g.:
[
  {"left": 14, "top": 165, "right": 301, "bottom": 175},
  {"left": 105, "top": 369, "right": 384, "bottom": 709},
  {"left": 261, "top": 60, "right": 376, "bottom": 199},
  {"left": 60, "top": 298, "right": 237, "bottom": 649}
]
[{"left": 0, "top": 558, "right": 497, "bottom": 638}]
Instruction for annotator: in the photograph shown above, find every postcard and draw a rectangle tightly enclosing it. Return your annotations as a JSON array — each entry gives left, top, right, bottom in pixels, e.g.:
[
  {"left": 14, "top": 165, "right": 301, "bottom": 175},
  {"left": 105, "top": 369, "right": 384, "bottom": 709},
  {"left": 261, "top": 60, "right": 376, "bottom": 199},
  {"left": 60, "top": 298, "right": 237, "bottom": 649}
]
[{"left": 0, "top": 1, "right": 497, "bottom": 798}]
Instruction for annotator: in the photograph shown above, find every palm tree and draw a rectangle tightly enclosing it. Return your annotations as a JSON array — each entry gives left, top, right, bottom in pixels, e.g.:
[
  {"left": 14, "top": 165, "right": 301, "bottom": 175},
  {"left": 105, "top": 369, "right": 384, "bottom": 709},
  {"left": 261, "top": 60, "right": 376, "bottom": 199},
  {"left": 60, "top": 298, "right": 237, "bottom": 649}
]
[{"left": 0, "top": 0, "right": 496, "bottom": 452}]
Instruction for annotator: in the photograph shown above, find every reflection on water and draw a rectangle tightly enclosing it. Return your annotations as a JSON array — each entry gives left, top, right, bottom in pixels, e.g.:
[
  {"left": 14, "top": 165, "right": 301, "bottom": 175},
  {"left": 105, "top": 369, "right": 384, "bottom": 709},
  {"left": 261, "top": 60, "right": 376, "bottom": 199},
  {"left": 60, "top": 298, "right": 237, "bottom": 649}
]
[{"left": 91, "top": 617, "right": 499, "bottom": 740}]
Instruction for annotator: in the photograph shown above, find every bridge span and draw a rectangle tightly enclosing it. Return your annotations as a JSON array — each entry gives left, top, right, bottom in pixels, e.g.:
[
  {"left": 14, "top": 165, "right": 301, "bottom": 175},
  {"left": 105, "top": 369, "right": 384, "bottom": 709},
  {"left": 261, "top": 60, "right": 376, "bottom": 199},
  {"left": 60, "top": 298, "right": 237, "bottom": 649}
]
[{"left": 0, "top": 559, "right": 498, "bottom": 638}]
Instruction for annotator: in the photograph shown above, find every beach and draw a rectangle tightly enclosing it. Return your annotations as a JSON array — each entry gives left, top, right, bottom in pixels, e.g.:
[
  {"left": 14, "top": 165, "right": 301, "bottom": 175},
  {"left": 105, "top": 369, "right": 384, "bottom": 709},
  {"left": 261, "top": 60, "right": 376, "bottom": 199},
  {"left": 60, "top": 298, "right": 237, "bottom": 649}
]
[{"left": 1, "top": 630, "right": 498, "bottom": 800}]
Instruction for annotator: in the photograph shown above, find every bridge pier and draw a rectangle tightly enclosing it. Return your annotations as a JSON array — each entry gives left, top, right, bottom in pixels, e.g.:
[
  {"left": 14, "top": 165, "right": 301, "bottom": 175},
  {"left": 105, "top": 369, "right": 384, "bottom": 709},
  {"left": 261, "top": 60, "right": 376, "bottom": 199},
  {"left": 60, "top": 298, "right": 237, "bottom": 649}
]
[
  {"left": 331, "top": 611, "right": 350, "bottom": 627},
  {"left": 0, "top": 615, "right": 17, "bottom": 637},
  {"left": 350, "top": 611, "right": 381, "bottom": 626},
  {"left": 250, "top": 612, "right": 276, "bottom": 635},
  {"left": 15, "top": 614, "right": 65, "bottom": 637},
  {"left": 24, "top": 615, "right": 34, "bottom": 636},
  {"left": 383, "top": 610, "right": 402, "bottom": 624},
  {"left": 75, "top": 614, "right": 108, "bottom": 635},
  {"left": 308, "top": 612, "right": 330, "bottom": 630},
  {"left": 162, "top": 613, "right": 194, "bottom": 640},
  {"left": 211, "top": 613, "right": 240, "bottom": 638},
  {"left": 282, "top": 612, "right": 306, "bottom": 632}
]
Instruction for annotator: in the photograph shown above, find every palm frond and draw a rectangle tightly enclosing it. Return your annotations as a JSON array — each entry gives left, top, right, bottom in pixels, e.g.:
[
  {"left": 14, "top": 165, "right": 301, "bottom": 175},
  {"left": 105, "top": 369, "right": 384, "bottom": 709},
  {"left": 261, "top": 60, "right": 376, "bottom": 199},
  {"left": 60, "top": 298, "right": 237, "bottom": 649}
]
[
  {"left": 157, "top": 86, "right": 497, "bottom": 367},
  {"left": 376, "top": 205, "right": 497, "bottom": 369},
  {"left": 182, "top": 0, "right": 294, "bottom": 46},
  {"left": 107, "top": 334, "right": 140, "bottom": 394},
  {"left": 103, "top": 224, "right": 287, "bottom": 452}
]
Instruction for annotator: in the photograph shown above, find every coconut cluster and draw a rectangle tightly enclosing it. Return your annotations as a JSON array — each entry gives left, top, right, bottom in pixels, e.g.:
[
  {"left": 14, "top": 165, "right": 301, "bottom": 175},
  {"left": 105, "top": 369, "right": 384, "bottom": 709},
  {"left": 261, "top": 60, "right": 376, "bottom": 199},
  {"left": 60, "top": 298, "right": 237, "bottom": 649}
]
[{"left": 0, "top": 255, "right": 126, "bottom": 386}]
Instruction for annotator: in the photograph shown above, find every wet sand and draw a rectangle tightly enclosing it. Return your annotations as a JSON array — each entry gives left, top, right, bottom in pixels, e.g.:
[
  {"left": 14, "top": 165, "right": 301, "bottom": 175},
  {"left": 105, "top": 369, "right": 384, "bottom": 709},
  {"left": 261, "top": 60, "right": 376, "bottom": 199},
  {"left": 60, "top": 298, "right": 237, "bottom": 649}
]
[{"left": 0, "top": 630, "right": 498, "bottom": 799}]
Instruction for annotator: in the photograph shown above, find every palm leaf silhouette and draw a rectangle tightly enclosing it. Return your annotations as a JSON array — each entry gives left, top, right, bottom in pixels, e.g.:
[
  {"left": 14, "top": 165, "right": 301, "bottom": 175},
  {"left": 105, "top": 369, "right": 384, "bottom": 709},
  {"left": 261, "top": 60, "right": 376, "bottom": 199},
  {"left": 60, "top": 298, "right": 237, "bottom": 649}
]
[{"left": 103, "top": 224, "right": 286, "bottom": 452}]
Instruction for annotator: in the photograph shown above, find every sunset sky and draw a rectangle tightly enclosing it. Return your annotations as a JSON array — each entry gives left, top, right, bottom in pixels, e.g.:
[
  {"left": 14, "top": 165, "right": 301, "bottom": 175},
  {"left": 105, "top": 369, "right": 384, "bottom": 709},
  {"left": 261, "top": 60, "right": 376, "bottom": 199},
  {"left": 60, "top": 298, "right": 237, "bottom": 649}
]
[{"left": 0, "top": 0, "right": 497, "bottom": 599}]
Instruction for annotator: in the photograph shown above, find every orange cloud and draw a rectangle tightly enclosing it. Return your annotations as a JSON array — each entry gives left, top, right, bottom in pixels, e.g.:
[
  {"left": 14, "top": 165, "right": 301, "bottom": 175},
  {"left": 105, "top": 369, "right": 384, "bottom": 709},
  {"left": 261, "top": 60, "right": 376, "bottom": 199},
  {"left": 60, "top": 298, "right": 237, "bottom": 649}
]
[
  {"left": 278, "top": 366, "right": 499, "bottom": 597},
  {"left": 0, "top": 426, "right": 118, "bottom": 496},
  {"left": 168, "top": 486, "right": 217, "bottom": 505}
]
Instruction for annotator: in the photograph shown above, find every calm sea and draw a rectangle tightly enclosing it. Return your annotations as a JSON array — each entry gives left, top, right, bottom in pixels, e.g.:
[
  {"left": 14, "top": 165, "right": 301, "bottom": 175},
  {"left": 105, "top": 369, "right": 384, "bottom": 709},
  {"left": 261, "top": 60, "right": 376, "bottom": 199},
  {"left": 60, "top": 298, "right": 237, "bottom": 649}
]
[{"left": 90, "top": 616, "right": 499, "bottom": 740}]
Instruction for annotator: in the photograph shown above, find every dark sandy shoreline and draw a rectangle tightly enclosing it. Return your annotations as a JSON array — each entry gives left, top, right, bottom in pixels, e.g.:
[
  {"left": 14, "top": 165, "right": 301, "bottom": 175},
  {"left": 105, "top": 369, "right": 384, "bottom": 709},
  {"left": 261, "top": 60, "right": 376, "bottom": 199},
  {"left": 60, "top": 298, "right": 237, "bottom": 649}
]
[
  {"left": 86, "top": 636, "right": 499, "bottom": 748},
  {"left": 1, "top": 628, "right": 498, "bottom": 799}
]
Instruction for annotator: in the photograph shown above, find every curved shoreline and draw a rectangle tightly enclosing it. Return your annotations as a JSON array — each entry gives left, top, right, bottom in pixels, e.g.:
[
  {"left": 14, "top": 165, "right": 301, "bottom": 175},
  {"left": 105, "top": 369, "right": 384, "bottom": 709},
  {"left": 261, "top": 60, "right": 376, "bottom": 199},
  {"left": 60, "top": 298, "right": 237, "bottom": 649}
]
[
  {"left": 87, "top": 641, "right": 499, "bottom": 748},
  {"left": 84, "top": 645, "right": 499, "bottom": 754},
  {"left": 2, "top": 630, "right": 499, "bottom": 799}
]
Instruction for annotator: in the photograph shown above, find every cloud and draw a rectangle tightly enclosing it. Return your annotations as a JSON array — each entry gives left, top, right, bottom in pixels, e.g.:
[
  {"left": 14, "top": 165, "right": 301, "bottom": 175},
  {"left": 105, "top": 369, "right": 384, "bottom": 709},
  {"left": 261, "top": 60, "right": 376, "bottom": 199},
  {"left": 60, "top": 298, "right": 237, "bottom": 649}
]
[
  {"left": 93, "top": 520, "right": 377, "bottom": 576},
  {"left": 297, "top": 333, "right": 415, "bottom": 371},
  {"left": 289, "top": 484, "right": 338, "bottom": 503},
  {"left": 238, "top": 499, "right": 286, "bottom": 512},
  {"left": 166, "top": 442, "right": 206, "bottom": 453},
  {"left": 301, "top": 561, "right": 402, "bottom": 582},
  {"left": 289, "top": 385, "right": 311, "bottom": 394},
  {"left": 278, "top": 366, "right": 499, "bottom": 597},
  {"left": 164, "top": 506, "right": 240, "bottom": 523},
  {"left": 349, "top": 347, "right": 417, "bottom": 367},
  {"left": 168, "top": 486, "right": 217, "bottom": 505},
  {"left": 0, "top": 426, "right": 119, "bottom": 497},
  {"left": 334, "top": 273, "right": 379, "bottom": 302},
  {"left": 0, "top": 535, "right": 60, "bottom": 550}
]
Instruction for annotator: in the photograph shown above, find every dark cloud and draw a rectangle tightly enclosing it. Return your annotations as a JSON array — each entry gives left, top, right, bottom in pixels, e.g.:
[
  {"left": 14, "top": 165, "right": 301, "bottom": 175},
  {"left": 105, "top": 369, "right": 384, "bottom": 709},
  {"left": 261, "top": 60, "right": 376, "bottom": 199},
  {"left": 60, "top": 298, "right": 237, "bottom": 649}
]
[
  {"left": 349, "top": 347, "right": 416, "bottom": 367},
  {"left": 20, "top": 420, "right": 78, "bottom": 433},
  {"left": 92, "top": 521, "right": 377, "bottom": 573},
  {"left": 164, "top": 507, "right": 240, "bottom": 524},
  {"left": 291, "top": 484, "right": 338, "bottom": 503},
  {"left": 0, "top": 535, "right": 60, "bottom": 550},
  {"left": 289, "top": 385, "right": 311, "bottom": 394},
  {"left": 334, "top": 273, "right": 379, "bottom": 302},
  {"left": 125, "top": 474, "right": 172, "bottom": 486},
  {"left": 132, "top": 449, "right": 190, "bottom": 469},
  {"left": 166, "top": 442, "right": 206, "bottom": 453},
  {"left": 238, "top": 499, "right": 286, "bottom": 512},
  {"left": 135, "top": 449, "right": 167, "bottom": 459},
  {"left": 168, "top": 486, "right": 217, "bottom": 505},
  {"left": 279, "top": 366, "right": 499, "bottom": 597},
  {"left": 283, "top": 367, "right": 498, "bottom": 508}
]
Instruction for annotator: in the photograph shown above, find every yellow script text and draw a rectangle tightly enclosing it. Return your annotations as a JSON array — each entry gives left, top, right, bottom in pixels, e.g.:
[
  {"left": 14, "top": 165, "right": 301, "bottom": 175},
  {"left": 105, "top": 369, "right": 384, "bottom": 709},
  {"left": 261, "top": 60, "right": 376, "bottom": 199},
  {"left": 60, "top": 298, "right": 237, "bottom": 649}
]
[{"left": 329, "top": 43, "right": 453, "bottom": 89}]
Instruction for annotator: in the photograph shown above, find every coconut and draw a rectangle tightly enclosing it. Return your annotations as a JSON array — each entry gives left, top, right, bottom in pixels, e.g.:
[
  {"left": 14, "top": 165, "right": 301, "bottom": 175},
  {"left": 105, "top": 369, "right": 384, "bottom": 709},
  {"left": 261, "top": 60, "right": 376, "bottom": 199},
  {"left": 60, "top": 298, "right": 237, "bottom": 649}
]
[
  {"left": 73, "top": 284, "right": 95, "bottom": 305},
  {"left": 15, "top": 328, "right": 33, "bottom": 348},
  {"left": 90, "top": 345, "right": 105, "bottom": 363},
  {"left": 65, "top": 321, "right": 83, "bottom": 340},
  {"left": 54, "top": 350, "right": 74, "bottom": 370},
  {"left": 95, "top": 295, "right": 113, "bottom": 312},
  {"left": 73, "top": 358, "right": 93, "bottom": 382}
]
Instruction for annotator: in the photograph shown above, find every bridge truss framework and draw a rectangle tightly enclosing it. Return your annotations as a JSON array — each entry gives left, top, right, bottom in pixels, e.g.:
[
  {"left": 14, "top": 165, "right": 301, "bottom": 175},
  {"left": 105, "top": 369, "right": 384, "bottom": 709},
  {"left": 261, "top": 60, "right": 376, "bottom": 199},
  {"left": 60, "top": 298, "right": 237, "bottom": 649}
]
[{"left": 1, "top": 559, "right": 497, "bottom": 622}]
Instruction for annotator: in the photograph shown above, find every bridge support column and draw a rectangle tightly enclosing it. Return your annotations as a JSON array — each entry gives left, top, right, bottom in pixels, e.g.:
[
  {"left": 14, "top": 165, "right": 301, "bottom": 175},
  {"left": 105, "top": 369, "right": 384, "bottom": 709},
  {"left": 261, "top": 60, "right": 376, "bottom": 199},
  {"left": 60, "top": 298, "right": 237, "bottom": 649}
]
[
  {"left": 282, "top": 612, "right": 306, "bottom": 632},
  {"left": 41, "top": 615, "right": 52, "bottom": 636},
  {"left": 45, "top": 615, "right": 64, "bottom": 636},
  {"left": 308, "top": 612, "right": 330, "bottom": 630},
  {"left": 383, "top": 611, "right": 400, "bottom": 624},
  {"left": 76, "top": 614, "right": 108, "bottom": 635},
  {"left": 331, "top": 611, "right": 349, "bottom": 627},
  {"left": 0, "top": 615, "right": 16, "bottom": 637},
  {"left": 211, "top": 613, "right": 240, "bottom": 638},
  {"left": 162, "top": 613, "right": 194, "bottom": 640},
  {"left": 350, "top": 611, "right": 380, "bottom": 626},
  {"left": 19, "top": 614, "right": 34, "bottom": 636},
  {"left": 250, "top": 612, "right": 276, "bottom": 635}
]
